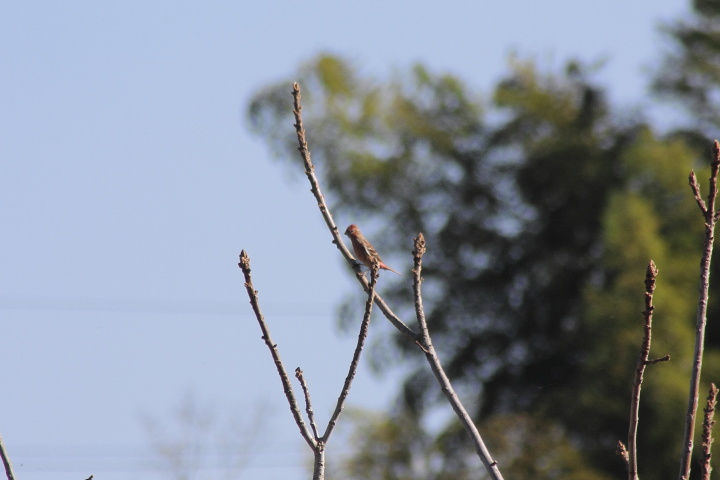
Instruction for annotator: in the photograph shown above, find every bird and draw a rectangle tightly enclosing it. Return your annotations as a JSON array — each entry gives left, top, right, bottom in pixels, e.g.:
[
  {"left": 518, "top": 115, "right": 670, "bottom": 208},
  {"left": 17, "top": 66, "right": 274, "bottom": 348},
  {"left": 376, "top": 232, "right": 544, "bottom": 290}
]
[{"left": 344, "top": 224, "right": 402, "bottom": 275}]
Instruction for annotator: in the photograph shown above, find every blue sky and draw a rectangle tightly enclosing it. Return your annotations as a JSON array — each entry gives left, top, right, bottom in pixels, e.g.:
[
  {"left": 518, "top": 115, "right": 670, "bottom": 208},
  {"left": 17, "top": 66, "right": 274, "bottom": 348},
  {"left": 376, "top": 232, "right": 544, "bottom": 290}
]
[{"left": 1, "top": 2, "right": 688, "bottom": 479}]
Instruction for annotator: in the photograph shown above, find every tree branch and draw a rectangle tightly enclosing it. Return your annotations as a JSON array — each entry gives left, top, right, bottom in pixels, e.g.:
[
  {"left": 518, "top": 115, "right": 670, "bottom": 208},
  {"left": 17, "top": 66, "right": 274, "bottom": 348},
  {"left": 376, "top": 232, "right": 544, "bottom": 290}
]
[
  {"left": 322, "top": 266, "right": 378, "bottom": 442},
  {"left": 690, "top": 171, "right": 708, "bottom": 215},
  {"left": 295, "top": 368, "right": 320, "bottom": 440},
  {"left": 291, "top": 82, "right": 504, "bottom": 480},
  {"left": 411, "top": 233, "right": 505, "bottom": 480},
  {"left": 239, "top": 253, "right": 378, "bottom": 480},
  {"left": 0, "top": 435, "right": 15, "bottom": 480},
  {"left": 701, "top": 383, "right": 718, "bottom": 480},
  {"left": 625, "top": 260, "right": 667, "bottom": 480},
  {"left": 679, "top": 140, "right": 720, "bottom": 480},
  {"left": 238, "top": 250, "right": 316, "bottom": 449},
  {"left": 412, "top": 233, "right": 431, "bottom": 348},
  {"left": 290, "top": 82, "right": 417, "bottom": 342}
]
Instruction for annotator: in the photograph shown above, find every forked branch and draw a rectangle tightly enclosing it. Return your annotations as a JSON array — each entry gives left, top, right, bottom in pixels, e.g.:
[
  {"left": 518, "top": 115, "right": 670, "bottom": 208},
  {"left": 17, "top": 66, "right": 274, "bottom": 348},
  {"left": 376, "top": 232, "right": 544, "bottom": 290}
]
[
  {"left": 239, "top": 250, "right": 378, "bottom": 480},
  {"left": 290, "top": 82, "right": 504, "bottom": 480},
  {"left": 238, "top": 250, "right": 316, "bottom": 449}
]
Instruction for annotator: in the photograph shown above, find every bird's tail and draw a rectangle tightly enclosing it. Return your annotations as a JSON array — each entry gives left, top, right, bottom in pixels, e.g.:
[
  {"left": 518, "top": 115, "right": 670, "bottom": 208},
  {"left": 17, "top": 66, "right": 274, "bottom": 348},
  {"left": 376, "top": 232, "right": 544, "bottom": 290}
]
[{"left": 381, "top": 263, "right": 402, "bottom": 276}]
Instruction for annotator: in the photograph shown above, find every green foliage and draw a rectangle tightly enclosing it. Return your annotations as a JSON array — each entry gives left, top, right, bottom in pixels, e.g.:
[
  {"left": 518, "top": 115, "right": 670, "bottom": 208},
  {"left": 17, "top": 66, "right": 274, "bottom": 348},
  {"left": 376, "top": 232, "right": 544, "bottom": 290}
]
[
  {"left": 655, "top": 0, "right": 720, "bottom": 363},
  {"left": 654, "top": 0, "right": 720, "bottom": 134},
  {"left": 482, "top": 414, "right": 614, "bottom": 480},
  {"left": 568, "top": 129, "right": 705, "bottom": 475},
  {"left": 331, "top": 411, "right": 615, "bottom": 480},
  {"left": 328, "top": 410, "right": 440, "bottom": 480},
  {"left": 248, "top": 54, "right": 717, "bottom": 479}
]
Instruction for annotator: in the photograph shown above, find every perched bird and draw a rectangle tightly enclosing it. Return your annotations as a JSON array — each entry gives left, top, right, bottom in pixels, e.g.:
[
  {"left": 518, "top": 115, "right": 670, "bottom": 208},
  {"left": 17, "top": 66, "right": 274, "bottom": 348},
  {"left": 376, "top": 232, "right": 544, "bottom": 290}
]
[{"left": 344, "top": 224, "right": 402, "bottom": 276}]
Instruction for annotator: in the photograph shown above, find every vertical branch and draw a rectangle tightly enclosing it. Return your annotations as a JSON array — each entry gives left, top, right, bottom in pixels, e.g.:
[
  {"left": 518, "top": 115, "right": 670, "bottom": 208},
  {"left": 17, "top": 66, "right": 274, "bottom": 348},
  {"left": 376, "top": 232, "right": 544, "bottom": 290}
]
[
  {"left": 0, "top": 435, "right": 15, "bottom": 480},
  {"left": 680, "top": 140, "right": 720, "bottom": 480},
  {"left": 238, "top": 250, "right": 316, "bottom": 449},
  {"left": 412, "top": 233, "right": 431, "bottom": 347},
  {"left": 701, "top": 384, "right": 718, "bottom": 480},
  {"left": 313, "top": 447, "right": 326, "bottom": 480},
  {"left": 626, "top": 260, "right": 668, "bottom": 480},
  {"left": 412, "top": 234, "right": 505, "bottom": 480}
]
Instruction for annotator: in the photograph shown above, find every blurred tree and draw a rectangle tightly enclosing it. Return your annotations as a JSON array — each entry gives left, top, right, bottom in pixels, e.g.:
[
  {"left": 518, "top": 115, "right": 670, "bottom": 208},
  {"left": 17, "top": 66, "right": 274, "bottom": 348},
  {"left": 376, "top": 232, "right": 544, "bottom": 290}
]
[
  {"left": 654, "top": 0, "right": 720, "bottom": 350},
  {"left": 654, "top": 0, "right": 720, "bottom": 136},
  {"left": 328, "top": 410, "right": 612, "bottom": 480},
  {"left": 248, "top": 54, "right": 717, "bottom": 479},
  {"left": 142, "top": 392, "right": 266, "bottom": 480}
]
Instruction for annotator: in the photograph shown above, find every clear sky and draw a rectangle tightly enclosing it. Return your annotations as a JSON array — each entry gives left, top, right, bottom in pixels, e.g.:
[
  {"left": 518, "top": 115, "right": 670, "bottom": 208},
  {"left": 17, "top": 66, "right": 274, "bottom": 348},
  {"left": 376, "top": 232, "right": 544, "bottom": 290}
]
[{"left": 1, "top": 2, "right": 688, "bottom": 479}]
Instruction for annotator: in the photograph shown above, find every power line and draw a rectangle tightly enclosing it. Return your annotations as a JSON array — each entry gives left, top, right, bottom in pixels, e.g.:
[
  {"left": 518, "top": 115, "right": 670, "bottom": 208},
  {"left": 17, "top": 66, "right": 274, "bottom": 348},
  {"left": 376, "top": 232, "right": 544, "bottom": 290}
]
[{"left": 0, "top": 295, "right": 333, "bottom": 317}]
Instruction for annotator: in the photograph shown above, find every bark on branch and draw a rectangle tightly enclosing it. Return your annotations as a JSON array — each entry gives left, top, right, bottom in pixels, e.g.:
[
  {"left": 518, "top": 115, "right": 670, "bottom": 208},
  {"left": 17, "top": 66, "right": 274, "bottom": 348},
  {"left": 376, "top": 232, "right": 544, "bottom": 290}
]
[{"left": 679, "top": 140, "right": 720, "bottom": 480}]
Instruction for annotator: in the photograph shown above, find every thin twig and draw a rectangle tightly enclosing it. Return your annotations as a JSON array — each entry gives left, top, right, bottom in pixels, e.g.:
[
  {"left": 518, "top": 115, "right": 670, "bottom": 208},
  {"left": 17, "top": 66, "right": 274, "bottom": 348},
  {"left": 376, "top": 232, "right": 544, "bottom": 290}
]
[
  {"left": 411, "top": 233, "right": 504, "bottom": 480},
  {"left": 322, "top": 265, "right": 378, "bottom": 442},
  {"left": 290, "top": 82, "right": 417, "bottom": 342},
  {"left": 617, "top": 441, "right": 630, "bottom": 471},
  {"left": 626, "top": 260, "right": 667, "bottom": 480},
  {"left": 701, "top": 383, "right": 718, "bottom": 480},
  {"left": 679, "top": 140, "right": 720, "bottom": 480},
  {"left": 690, "top": 171, "right": 707, "bottom": 215},
  {"left": 0, "top": 435, "right": 15, "bottom": 480},
  {"left": 238, "top": 250, "right": 316, "bottom": 449},
  {"left": 295, "top": 368, "right": 320, "bottom": 440},
  {"left": 646, "top": 355, "right": 671, "bottom": 364},
  {"left": 412, "top": 233, "right": 431, "bottom": 348}
]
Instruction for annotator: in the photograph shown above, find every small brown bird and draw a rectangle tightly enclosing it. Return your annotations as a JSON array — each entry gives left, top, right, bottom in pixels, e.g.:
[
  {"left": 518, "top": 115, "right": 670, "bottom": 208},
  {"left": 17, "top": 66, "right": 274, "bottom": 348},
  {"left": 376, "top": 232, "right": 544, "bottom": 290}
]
[{"left": 344, "top": 224, "right": 402, "bottom": 275}]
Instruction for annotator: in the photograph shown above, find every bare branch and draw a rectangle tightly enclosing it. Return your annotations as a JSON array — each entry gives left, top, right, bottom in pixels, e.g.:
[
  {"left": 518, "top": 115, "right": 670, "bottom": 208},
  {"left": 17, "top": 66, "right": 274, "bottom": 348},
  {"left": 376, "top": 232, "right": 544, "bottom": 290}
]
[
  {"left": 412, "top": 233, "right": 431, "bottom": 348},
  {"left": 290, "top": 83, "right": 418, "bottom": 342},
  {"left": 709, "top": 141, "right": 720, "bottom": 219},
  {"left": 701, "top": 383, "right": 718, "bottom": 480},
  {"left": 646, "top": 355, "right": 670, "bottom": 365},
  {"left": 679, "top": 140, "right": 720, "bottom": 480},
  {"left": 0, "top": 435, "right": 15, "bottom": 480},
  {"left": 626, "top": 260, "right": 665, "bottom": 480},
  {"left": 295, "top": 368, "right": 320, "bottom": 440},
  {"left": 291, "top": 83, "right": 354, "bottom": 266},
  {"left": 239, "top": 248, "right": 378, "bottom": 479},
  {"left": 411, "top": 233, "right": 504, "bottom": 480},
  {"left": 290, "top": 83, "right": 503, "bottom": 480},
  {"left": 238, "top": 250, "right": 316, "bottom": 449},
  {"left": 690, "top": 171, "right": 708, "bottom": 215},
  {"left": 322, "top": 266, "right": 378, "bottom": 442},
  {"left": 312, "top": 447, "right": 326, "bottom": 480}
]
